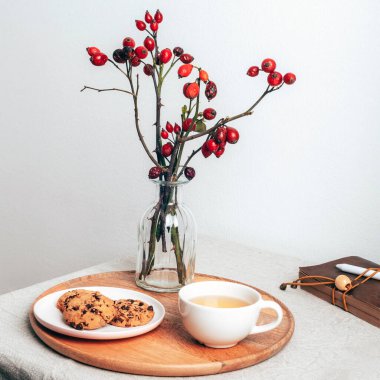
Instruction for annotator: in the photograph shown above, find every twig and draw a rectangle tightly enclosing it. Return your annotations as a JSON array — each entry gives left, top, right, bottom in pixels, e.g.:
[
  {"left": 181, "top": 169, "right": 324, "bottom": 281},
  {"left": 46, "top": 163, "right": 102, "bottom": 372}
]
[
  {"left": 80, "top": 86, "right": 133, "bottom": 95},
  {"left": 177, "top": 147, "right": 202, "bottom": 178},
  {"left": 179, "top": 85, "right": 271, "bottom": 143}
]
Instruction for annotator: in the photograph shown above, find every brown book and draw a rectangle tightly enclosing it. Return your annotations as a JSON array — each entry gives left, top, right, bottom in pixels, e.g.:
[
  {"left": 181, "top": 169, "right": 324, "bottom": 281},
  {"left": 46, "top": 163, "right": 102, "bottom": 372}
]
[{"left": 299, "top": 256, "right": 380, "bottom": 328}]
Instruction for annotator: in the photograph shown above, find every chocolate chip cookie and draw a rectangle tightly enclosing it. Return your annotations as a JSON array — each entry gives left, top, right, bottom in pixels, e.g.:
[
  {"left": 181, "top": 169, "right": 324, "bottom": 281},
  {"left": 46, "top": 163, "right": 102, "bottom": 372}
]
[
  {"left": 56, "top": 289, "right": 94, "bottom": 312},
  {"left": 61, "top": 291, "right": 117, "bottom": 330},
  {"left": 110, "top": 299, "right": 154, "bottom": 327}
]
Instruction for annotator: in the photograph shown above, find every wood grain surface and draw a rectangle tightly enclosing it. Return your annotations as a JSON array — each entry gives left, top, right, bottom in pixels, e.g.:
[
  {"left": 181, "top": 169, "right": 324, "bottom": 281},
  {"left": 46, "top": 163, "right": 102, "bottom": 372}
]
[{"left": 29, "top": 271, "right": 294, "bottom": 376}]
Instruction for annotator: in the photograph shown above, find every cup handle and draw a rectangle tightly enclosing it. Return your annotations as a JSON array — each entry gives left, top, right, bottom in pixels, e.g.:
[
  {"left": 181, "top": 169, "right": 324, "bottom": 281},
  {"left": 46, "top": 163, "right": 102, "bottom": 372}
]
[{"left": 250, "top": 300, "right": 283, "bottom": 334}]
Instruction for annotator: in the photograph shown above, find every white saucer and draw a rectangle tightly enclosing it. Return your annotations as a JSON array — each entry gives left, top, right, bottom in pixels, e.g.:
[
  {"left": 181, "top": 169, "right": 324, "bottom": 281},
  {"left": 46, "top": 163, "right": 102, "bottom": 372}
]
[{"left": 33, "top": 286, "right": 165, "bottom": 340}]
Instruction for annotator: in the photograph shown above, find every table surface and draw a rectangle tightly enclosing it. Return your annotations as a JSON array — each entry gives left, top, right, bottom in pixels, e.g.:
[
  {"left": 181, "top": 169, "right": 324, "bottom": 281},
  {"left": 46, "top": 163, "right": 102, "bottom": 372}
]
[{"left": 1, "top": 236, "right": 379, "bottom": 380}]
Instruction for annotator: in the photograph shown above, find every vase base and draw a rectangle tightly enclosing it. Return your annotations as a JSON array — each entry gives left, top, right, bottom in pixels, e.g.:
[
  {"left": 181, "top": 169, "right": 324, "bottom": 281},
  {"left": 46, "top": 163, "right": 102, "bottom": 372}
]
[{"left": 136, "top": 268, "right": 190, "bottom": 293}]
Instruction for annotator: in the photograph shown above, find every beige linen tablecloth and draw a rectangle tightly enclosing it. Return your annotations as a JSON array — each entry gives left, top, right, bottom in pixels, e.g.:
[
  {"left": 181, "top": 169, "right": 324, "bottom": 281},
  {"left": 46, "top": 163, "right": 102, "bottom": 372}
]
[{"left": 0, "top": 236, "right": 379, "bottom": 380}]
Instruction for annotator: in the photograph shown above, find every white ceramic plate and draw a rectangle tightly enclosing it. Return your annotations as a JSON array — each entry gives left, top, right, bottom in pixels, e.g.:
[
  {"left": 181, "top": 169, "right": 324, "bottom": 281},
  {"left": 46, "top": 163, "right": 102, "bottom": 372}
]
[{"left": 33, "top": 286, "right": 165, "bottom": 340}]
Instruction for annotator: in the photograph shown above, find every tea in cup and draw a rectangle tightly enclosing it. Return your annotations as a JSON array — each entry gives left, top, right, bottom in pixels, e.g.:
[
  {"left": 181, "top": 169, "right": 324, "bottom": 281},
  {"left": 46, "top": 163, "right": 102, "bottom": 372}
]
[{"left": 178, "top": 281, "right": 283, "bottom": 348}]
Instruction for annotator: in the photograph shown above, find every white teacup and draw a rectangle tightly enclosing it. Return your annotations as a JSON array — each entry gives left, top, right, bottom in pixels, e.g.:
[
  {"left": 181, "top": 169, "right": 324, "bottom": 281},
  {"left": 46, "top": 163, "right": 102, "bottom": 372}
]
[{"left": 178, "top": 281, "right": 283, "bottom": 348}]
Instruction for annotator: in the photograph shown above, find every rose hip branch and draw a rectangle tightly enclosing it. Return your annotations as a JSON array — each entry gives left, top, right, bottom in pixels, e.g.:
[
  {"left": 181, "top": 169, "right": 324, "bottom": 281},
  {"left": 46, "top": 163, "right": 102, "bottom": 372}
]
[{"left": 82, "top": 9, "right": 296, "bottom": 283}]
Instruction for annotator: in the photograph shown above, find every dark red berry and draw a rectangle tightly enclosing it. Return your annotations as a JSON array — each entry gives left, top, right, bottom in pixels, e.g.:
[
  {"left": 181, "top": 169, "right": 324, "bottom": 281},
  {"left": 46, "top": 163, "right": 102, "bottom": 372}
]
[
  {"left": 143, "top": 64, "right": 154, "bottom": 76},
  {"left": 122, "top": 37, "right": 135, "bottom": 48},
  {"left": 261, "top": 58, "right": 276, "bottom": 73},
  {"left": 267, "top": 71, "right": 282, "bottom": 86},
  {"left": 178, "top": 64, "right": 193, "bottom": 78},
  {"left": 184, "top": 167, "right": 196, "bottom": 180},
  {"left": 173, "top": 47, "right": 184, "bottom": 57},
  {"left": 203, "top": 108, "right": 216, "bottom": 120},
  {"left": 161, "top": 129, "right": 169, "bottom": 139},
  {"left": 150, "top": 21, "right": 158, "bottom": 32},
  {"left": 180, "top": 53, "right": 194, "bottom": 64},
  {"left": 183, "top": 82, "right": 200, "bottom": 99},
  {"left": 86, "top": 47, "right": 100, "bottom": 56},
  {"left": 284, "top": 73, "right": 296, "bottom": 85},
  {"left": 154, "top": 9, "right": 163, "bottom": 23},
  {"left": 174, "top": 123, "right": 181, "bottom": 134},
  {"left": 131, "top": 56, "right": 140, "bottom": 67},
  {"left": 206, "top": 139, "right": 219, "bottom": 153},
  {"left": 113, "top": 49, "right": 126, "bottom": 63},
  {"left": 159, "top": 48, "right": 172, "bottom": 64},
  {"left": 182, "top": 118, "right": 193, "bottom": 132},
  {"left": 201, "top": 142, "right": 212, "bottom": 158},
  {"left": 122, "top": 46, "right": 135, "bottom": 60},
  {"left": 215, "top": 148, "right": 225, "bottom": 158},
  {"left": 144, "top": 37, "right": 155, "bottom": 52},
  {"left": 145, "top": 11, "right": 153, "bottom": 23},
  {"left": 247, "top": 66, "right": 259, "bottom": 77},
  {"left": 90, "top": 53, "right": 108, "bottom": 66},
  {"left": 135, "top": 20, "right": 146, "bottom": 31},
  {"left": 148, "top": 166, "right": 162, "bottom": 179},
  {"left": 226, "top": 127, "right": 239, "bottom": 144},
  {"left": 215, "top": 127, "right": 226, "bottom": 144},
  {"left": 166, "top": 122, "right": 174, "bottom": 133},
  {"left": 205, "top": 81, "right": 217, "bottom": 101},
  {"left": 135, "top": 46, "right": 148, "bottom": 59},
  {"left": 162, "top": 142, "right": 173, "bottom": 157}
]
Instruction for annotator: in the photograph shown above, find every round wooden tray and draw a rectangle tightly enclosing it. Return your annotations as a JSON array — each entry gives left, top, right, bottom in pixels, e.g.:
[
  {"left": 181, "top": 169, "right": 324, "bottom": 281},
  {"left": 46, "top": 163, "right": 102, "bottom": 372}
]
[{"left": 29, "top": 271, "right": 294, "bottom": 376}]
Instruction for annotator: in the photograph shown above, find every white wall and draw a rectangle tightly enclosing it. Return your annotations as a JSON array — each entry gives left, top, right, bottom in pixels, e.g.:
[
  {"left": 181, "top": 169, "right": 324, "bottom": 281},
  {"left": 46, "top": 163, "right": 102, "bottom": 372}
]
[{"left": 1, "top": 0, "right": 379, "bottom": 294}]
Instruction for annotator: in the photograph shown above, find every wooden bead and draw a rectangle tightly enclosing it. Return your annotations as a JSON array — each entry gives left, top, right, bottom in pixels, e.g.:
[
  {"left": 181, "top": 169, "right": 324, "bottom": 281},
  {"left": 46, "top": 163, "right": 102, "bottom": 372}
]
[{"left": 335, "top": 275, "right": 351, "bottom": 291}]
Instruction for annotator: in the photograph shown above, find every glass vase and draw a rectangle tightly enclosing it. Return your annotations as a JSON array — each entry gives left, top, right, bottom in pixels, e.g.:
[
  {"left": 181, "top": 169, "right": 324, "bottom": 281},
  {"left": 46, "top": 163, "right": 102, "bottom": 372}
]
[{"left": 136, "top": 180, "right": 197, "bottom": 292}]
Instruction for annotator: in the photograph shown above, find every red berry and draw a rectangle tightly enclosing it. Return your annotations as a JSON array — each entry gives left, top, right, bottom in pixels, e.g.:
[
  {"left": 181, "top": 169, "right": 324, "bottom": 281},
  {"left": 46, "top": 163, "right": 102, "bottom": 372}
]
[
  {"left": 247, "top": 66, "right": 259, "bottom": 77},
  {"left": 205, "top": 81, "right": 217, "bottom": 101},
  {"left": 159, "top": 48, "right": 172, "bottom": 64},
  {"left": 131, "top": 56, "right": 140, "bottom": 67},
  {"left": 154, "top": 9, "right": 163, "bottom": 23},
  {"left": 135, "top": 46, "right": 148, "bottom": 59},
  {"left": 148, "top": 166, "right": 162, "bottom": 179},
  {"left": 199, "top": 70, "right": 209, "bottom": 83},
  {"left": 162, "top": 142, "right": 173, "bottom": 157},
  {"left": 122, "top": 46, "right": 135, "bottom": 60},
  {"left": 145, "top": 11, "right": 153, "bottom": 23},
  {"left": 113, "top": 49, "right": 126, "bottom": 63},
  {"left": 178, "top": 64, "right": 193, "bottom": 78},
  {"left": 215, "top": 126, "right": 226, "bottom": 143},
  {"left": 215, "top": 148, "right": 225, "bottom": 158},
  {"left": 90, "top": 53, "right": 108, "bottom": 66},
  {"left": 201, "top": 142, "right": 212, "bottom": 158},
  {"left": 144, "top": 37, "right": 155, "bottom": 52},
  {"left": 284, "top": 72, "right": 296, "bottom": 85},
  {"left": 135, "top": 20, "right": 146, "bottom": 31},
  {"left": 206, "top": 139, "right": 219, "bottom": 153},
  {"left": 182, "top": 118, "right": 193, "bottom": 132},
  {"left": 183, "top": 82, "right": 200, "bottom": 99},
  {"left": 150, "top": 21, "right": 158, "bottom": 32},
  {"left": 203, "top": 108, "right": 216, "bottom": 120},
  {"left": 267, "top": 71, "right": 283, "bottom": 86},
  {"left": 226, "top": 127, "right": 239, "bottom": 144},
  {"left": 143, "top": 64, "right": 154, "bottom": 76},
  {"left": 122, "top": 37, "right": 135, "bottom": 48},
  {"left": 184, "top": 167, "right": 196, "bottom": 180},
  {"left": 173, "top": 47, "right": 184, "bottom": 57},
  {"left": 161, "top": 129, "right": 169, "bottom": 139},
  {"left": 86, "top": 47, "right": 100, "bottom": 56},
  {"left": 180, "top": 53, "right": 194, "bottom": 64},
  {"left": 261, "top": 58, "right": 276, "bottom": 73},
  {"left": 174, "top": 123, "right": 181, "bottom": 134},
  {"left": 166, "top": 122, "right": 174, "bottom": 133}
]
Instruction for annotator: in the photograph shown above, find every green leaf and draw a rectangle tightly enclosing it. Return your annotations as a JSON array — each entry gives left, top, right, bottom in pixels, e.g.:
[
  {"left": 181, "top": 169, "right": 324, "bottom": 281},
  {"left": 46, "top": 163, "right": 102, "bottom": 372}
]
[{"left": 195, "top": 120, "right": 206, "bottom": 132}]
